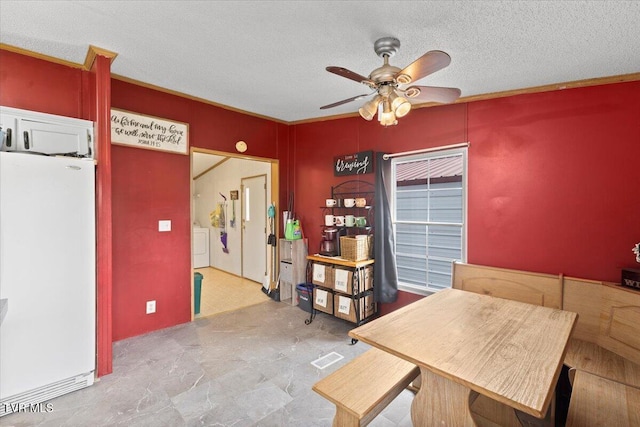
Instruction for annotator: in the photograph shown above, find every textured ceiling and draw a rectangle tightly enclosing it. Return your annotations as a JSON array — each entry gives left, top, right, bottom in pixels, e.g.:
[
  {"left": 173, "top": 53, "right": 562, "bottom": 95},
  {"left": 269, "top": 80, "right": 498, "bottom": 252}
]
[{"left": 1, "top": 1, "right": 639, "bottom": 123}]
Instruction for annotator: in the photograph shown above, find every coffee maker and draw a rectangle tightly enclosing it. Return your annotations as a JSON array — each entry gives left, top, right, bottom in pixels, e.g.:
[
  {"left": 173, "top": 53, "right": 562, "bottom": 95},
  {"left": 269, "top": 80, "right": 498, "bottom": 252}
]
[{"left": 319, "top": 227, "right": 346, "bottom": 256}]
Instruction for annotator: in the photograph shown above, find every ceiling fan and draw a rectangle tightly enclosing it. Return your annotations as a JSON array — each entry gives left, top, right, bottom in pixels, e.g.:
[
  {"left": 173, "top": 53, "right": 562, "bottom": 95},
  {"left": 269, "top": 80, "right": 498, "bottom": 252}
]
[{"left": 320, "top": 37, "right": 461, "bottom": 126}]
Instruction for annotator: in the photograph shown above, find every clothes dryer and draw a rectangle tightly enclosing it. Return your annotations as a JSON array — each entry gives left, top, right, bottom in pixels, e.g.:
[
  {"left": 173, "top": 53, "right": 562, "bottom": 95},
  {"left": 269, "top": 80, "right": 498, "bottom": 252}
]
[{"left": 193, "top": 227, "right": 210, "bottom": 268}]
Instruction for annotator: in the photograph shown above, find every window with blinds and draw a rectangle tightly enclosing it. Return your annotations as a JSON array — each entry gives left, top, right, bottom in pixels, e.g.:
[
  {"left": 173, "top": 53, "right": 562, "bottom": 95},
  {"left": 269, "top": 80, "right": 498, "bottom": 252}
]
[{"left": 391, "top": 148, "right": 467, "bottom": 294}]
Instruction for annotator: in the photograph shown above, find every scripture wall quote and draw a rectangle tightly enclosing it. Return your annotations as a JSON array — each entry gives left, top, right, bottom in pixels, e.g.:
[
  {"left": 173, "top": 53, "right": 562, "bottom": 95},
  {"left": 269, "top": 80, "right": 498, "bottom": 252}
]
[{"left": 110, "top": 109, "right": 189, "bottom": 155}]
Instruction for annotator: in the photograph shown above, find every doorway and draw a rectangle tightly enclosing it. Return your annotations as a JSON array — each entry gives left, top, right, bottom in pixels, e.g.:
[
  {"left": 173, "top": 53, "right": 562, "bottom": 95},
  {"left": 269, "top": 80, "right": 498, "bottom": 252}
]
[{"left": 191, "top": 149, "right": 278, "bottom": 318}]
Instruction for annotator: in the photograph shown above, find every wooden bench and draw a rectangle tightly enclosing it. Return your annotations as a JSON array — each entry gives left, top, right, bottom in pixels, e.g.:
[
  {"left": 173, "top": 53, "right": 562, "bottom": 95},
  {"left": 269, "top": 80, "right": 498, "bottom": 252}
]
[
  {"left": 312, "top": 348, "right": 419, "bottom": 427},
  {"left": 562, "top": 276, "right": 640, "bottom": 426},
  {"left": 566, "top": 369, "right": 640, "bottom": 427},
  {"left": 564, "top": 339, "right": 640, "bottom": 389},
  {"left": 562, "top": 277, "right": 640, "bottom": 379},
  {"left": 451, "top": 261, "right": 563, "bottom": 309}
]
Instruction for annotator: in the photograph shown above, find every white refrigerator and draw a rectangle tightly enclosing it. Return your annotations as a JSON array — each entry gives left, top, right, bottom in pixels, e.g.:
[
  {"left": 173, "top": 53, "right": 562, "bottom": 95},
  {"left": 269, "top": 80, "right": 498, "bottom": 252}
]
[{"left": 0, "top": 151, "right": 96, "bottom": 416}]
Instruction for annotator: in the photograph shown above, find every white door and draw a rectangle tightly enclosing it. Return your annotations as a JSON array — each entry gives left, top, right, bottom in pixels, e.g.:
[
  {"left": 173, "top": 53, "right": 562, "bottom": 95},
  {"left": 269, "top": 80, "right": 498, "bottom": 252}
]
[{"left": 241, "top": 175, "right": 267, "bottom": 283}]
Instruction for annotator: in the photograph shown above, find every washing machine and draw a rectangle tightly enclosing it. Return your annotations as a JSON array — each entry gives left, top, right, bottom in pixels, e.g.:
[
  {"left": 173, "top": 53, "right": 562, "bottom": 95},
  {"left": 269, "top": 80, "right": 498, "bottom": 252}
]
[{"left": 192, "top": 227, "right": 210, "bottom": 268}]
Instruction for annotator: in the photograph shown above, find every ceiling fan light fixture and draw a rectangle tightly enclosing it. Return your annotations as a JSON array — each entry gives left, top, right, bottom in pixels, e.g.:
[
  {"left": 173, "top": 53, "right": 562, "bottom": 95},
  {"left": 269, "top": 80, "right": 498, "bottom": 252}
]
[
  {"left": 389, "top": 91, "right": 412, "bottom": 118},
  {"left": 359, "top": 95, "right": 381, "bottom": 121},
  {"left": 321, "top": 37, "right": 459, "bottom": 127}
]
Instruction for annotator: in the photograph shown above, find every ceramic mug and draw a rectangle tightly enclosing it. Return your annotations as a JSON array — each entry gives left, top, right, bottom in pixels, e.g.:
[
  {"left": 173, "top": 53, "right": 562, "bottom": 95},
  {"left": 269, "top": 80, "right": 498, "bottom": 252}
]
[
  {"left": 324, "top": 215, "right": 335, "bottom": 226},
  {"left": 325, "top": 198, "right": 337, "bottom": 207},
  {"left": 343, "top": 198, "right": 356, "bottom": 208},
  {"left": 334, "top": 216, "right": 345, "bottom": 226},
  {"left": 355, "top": 216, "right": 367, "bottom": 227},
  {"left": 345, "top": 215, "right": 355, "bottom": 227},
  {"left": 355, "top": 198, "right": 367, "bottom": 208}
]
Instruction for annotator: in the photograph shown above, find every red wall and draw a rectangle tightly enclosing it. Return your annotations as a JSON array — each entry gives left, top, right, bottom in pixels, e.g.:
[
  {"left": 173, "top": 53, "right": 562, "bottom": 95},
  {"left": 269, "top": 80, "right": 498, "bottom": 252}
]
[
  {"left": 110, "top": 143, "right": 192, "bottom": 339},
  {"left": 0, "top": 50, "right": 89, "bottom": 119},
  {"left": 110, "top": 80, "right": 289, "bottom": 340},
  {"left": 467, "top": 83, "right": 640, "bottom": 280},
  {"left": 290, "top": 82, "right": 640, "bottom": 314}
]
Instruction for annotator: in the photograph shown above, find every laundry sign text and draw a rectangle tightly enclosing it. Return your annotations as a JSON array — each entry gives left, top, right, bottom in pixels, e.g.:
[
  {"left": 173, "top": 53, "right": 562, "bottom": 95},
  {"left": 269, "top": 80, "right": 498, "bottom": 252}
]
[
  {"left": 334, "top": 150, "right": 374, "bottom": 176},
  {"left": 110, "top": 108, "right": 189, "bottom": 155}
]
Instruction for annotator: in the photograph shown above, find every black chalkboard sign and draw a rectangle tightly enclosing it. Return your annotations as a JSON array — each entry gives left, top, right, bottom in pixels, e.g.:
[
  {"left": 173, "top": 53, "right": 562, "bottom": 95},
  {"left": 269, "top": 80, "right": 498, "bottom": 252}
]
[{"left": 334, "top": 150, "right": 374, "bottom": 176}]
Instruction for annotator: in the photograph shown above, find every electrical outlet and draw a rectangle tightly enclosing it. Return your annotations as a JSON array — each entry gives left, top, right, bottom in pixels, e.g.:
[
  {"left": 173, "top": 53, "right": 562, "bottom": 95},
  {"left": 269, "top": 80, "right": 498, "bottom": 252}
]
[{"left": 146, "top": 300, "right": 156, "bottom": 314}]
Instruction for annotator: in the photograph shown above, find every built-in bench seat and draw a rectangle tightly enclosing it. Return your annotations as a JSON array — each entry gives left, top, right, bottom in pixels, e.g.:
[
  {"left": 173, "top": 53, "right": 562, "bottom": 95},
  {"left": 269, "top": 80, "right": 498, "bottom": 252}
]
[
  {"left": 312, "top": 348, "right": 419, "bottom": 427},
  {"left": 451, "top": 261, "right": 563, "bottom": 309},
  {"left": 564, "top": 338, "right": 640, "bottom": 389},
  {"left": 566, "top": 369, "right": 640, "bottom": 427},
  {"left": 562, "top": 276, "right": 640, "bottom": 386}
]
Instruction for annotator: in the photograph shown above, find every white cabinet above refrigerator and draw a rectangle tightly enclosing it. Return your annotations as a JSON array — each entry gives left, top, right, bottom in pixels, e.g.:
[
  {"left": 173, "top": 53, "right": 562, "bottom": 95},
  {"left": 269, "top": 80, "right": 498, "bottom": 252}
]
[{"left": 0, "top": 106, "right": 94, "bottom": 158}]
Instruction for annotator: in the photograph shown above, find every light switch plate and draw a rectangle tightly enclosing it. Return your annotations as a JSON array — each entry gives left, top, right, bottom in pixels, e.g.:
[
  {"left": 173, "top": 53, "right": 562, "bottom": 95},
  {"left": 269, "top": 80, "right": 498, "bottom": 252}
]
[
  {"left": 146, "top": 300, "right": 156, "bottom": 314},
  {"left": 158, "top": 220, "right": 171, "bottom": 232}
]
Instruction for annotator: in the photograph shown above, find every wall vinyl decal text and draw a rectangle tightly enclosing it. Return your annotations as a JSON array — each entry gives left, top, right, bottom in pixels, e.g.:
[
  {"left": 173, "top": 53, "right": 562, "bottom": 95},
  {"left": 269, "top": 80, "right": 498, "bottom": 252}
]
[{"left": 334, "top": 150, "right": 374, "bottom": 176}]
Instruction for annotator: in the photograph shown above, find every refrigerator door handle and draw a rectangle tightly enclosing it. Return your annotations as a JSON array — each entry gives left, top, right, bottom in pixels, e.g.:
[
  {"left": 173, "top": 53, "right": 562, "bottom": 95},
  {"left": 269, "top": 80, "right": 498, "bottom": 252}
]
[
  {"left": 4, "top": 128, "right": 12, "bottom": 147},
  {"left": 0, "top": 298, "right": 8, "bottom": 326}
]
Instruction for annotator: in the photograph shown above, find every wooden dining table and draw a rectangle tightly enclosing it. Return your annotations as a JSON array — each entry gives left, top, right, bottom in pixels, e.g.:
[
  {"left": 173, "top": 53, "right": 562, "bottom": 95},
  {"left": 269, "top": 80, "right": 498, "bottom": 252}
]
[{"left": 349, "top": 288, "right": 578, "bottom": 426}]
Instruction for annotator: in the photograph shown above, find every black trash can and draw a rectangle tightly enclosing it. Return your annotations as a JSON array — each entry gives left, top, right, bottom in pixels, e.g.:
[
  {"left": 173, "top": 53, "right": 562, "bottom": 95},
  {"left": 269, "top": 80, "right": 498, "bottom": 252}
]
[{"left": 296, "top": 283, "right": 313, "bottom": 313}]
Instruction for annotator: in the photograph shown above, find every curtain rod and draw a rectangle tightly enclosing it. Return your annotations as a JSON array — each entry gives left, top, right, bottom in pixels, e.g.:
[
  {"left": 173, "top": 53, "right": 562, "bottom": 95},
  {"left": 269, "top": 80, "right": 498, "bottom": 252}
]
[{"left": 382, "top": 142, "right": 470, "bottom": 160}]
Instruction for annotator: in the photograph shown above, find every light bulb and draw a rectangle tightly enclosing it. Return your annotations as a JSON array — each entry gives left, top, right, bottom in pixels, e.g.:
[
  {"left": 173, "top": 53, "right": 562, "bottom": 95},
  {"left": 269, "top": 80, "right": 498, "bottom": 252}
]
[{"left": 380, "top": 112, "right": 397, "bottom": 126}]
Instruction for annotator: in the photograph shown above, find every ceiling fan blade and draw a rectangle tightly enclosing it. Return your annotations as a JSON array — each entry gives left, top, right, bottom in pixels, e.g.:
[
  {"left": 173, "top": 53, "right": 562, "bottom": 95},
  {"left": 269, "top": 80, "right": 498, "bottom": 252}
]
[
  {"left": 320, "top": 93, "right": 373, "bottom": 110},
  {"left": 398, "top": 50, "right": 451, "bottom": 84},
  {"left": 403, "top": 86, "right": 461, "bottom": 104},
  {"left": 326, "top": 66, "right": 373, "bottom": 86}
]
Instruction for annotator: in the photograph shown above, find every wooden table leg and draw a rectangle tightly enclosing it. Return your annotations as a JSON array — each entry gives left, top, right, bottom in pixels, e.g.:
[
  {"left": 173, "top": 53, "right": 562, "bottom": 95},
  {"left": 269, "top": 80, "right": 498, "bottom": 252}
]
[{"left": 411, "top": 368, "right": 478, "bottom": 427}]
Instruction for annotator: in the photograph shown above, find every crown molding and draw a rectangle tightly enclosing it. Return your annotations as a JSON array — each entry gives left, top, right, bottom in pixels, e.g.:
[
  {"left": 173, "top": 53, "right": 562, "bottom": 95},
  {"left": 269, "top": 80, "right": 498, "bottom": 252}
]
[{"left": 84, "top": 45, "right": 118, "bottom": 70}]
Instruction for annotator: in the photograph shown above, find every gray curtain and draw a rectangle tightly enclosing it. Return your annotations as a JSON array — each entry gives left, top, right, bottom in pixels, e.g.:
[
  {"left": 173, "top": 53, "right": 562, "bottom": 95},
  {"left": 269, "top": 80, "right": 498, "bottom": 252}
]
[{"left": 374, "top": 152, "right": 398, "bottom": 303}]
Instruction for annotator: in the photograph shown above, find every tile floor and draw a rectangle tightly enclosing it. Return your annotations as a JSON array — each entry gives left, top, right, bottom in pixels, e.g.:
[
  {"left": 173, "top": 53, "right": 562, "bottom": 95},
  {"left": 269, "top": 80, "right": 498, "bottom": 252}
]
[{"left": 3, "top": 300, "right": 414, "bottom": 426}]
